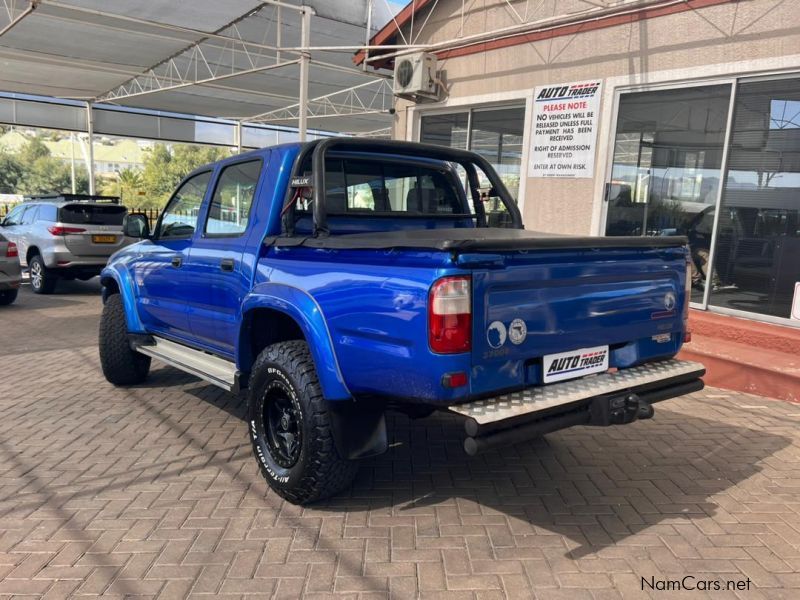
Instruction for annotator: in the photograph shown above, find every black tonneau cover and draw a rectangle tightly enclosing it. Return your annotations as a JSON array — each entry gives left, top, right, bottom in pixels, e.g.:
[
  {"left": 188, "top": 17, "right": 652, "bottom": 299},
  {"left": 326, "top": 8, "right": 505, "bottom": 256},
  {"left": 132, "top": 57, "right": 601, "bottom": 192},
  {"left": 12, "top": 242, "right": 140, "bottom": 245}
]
[{"left": 268, "top": 228, "right": 688, "bottom": 252}]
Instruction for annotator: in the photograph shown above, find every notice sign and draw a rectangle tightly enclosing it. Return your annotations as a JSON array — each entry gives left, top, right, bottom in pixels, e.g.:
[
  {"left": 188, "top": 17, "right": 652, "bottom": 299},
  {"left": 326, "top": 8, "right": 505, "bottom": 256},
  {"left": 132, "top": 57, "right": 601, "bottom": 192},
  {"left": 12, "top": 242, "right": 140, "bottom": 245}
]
[{"left": 528, "top": 80, "right": 602, "bottom": 178}]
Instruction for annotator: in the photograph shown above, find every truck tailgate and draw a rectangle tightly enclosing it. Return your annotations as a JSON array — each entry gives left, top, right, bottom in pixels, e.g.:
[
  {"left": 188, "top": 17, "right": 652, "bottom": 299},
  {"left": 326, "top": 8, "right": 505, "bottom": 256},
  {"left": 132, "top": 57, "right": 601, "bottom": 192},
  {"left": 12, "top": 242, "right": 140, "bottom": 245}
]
[{"left": 471, "top": 246, "right": 688, "bottom": 396}]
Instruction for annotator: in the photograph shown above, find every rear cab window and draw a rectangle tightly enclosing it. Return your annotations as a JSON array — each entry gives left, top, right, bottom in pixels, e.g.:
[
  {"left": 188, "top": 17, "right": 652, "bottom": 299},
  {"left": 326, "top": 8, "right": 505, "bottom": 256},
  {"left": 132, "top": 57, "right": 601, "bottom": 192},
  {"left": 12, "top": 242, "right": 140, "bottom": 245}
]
[
  {"left": 59, "top": 204, "right": 126, "bottom": 226},
  {"left": 303, "top": 157, "right": 469, "bottom": 217}
]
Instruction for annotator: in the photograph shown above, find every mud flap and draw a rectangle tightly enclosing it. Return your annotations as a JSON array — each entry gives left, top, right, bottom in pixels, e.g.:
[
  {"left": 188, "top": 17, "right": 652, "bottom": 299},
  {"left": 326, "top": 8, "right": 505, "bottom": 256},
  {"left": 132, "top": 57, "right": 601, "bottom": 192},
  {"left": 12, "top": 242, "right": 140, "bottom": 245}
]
[{"left": 328, "top": 400, "right": 388, "bottom": 460}]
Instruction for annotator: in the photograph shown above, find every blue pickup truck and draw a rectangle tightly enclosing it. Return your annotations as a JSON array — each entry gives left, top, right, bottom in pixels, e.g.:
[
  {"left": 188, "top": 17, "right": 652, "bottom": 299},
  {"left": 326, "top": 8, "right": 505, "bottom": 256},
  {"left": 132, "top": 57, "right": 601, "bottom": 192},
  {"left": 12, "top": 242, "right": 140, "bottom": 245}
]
[{"left": 99, "top": 138, "right": 704, "bottom": 504}]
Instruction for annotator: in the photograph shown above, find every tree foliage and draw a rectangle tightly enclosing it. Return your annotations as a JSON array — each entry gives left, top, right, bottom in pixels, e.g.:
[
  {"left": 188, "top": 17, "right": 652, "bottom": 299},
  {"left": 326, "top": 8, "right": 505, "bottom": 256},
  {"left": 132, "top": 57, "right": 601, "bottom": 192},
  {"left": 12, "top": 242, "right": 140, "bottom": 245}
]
[
  {"left": 136, "top": 143, "right": 230, "bottom": 209},
  {"left": 0, "top": 135, "right": 89, "bottom": 195}
]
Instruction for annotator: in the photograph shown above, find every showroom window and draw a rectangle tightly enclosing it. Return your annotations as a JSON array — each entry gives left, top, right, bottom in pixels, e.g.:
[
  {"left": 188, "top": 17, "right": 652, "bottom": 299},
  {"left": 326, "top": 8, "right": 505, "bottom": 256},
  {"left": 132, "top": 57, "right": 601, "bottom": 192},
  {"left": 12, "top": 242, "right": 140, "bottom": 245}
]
[
  {"left": 420, "top": 105, "right": 524, "bottom": 227},
  {"left": 605, "top": 75, "right": 800, "bottom": 325},
  {"left": 709, "top": 78, "right": 800, "bottom": 319},
  {"left": 604, "top": 85, "right": 732, "bottom": 304}
]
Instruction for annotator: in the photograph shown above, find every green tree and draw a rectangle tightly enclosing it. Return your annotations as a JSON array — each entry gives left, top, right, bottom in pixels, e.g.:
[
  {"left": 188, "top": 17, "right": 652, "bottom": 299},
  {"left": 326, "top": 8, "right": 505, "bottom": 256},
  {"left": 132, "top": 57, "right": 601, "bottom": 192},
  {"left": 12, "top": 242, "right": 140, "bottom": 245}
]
[
  {"left": 12, "top": 135, "right": 89, "bottom": 195},
  {"left": 137, "top": 143, "right": 229, "bottom": 209},
  {"left": 0, "top": 150, "right": 23, "bottom": 193}
]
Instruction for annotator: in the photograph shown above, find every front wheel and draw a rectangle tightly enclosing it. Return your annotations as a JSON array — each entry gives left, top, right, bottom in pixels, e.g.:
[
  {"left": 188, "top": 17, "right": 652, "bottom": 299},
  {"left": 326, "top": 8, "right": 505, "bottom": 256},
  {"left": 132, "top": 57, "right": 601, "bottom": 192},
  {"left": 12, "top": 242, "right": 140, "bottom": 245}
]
[
  {"left": 99, "top": 294, "right": 151, "bottom": 386},
  {"left": 29, "top": 255, "right": 57, "bottom": 294},
  {"left": 247, "top": 341, "right": 358, "bottom": 504}
]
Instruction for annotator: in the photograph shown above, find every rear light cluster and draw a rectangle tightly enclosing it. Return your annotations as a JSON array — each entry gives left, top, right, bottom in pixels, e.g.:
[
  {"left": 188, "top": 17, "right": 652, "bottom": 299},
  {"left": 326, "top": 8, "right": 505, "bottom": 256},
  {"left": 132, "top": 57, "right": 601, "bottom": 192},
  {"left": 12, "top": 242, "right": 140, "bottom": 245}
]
[
  {"left": 47, "top": 225, "right": 86, "bottom": 236},
  {"left": 5, "top": 242, "right": 18, "bottom": 258},
  {"left": 429, "top": 275, "right": 471, "bottom": 354}
]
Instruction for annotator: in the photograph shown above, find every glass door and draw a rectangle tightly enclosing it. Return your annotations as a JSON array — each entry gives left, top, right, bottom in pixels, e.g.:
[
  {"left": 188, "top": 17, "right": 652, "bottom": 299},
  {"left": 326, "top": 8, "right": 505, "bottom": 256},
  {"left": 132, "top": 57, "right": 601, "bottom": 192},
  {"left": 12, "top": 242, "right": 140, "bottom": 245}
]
[{"left": 604, "top": 85, "right": 732, "bottom": 303}]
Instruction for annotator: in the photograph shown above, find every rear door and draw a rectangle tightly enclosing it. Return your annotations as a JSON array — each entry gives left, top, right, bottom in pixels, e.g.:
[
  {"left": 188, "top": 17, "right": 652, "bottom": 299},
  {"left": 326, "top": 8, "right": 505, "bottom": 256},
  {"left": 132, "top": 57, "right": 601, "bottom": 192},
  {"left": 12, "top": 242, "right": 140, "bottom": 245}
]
[
  {"left": 182, "top": 158, "right": 265, "bottom": 356},
  {"left": 131, "top": 171, "right": 212, "bottom": 339},
  {"left": 57, "top": 203, "right": 128, "bottom": 258},
  {"left": 470, "top": 246, "right": 686, "bottom": 395}
]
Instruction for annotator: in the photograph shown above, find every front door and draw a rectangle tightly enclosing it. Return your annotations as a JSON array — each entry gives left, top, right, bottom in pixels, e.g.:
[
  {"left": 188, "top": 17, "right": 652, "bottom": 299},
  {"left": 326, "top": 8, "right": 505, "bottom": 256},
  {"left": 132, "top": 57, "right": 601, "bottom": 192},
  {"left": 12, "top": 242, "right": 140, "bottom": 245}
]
[
  {"left": 182, "top": 158, "right": 265, "bottom": 356},
  {"left": 132, "top": 170, "right": 213, "bottom": 340}
]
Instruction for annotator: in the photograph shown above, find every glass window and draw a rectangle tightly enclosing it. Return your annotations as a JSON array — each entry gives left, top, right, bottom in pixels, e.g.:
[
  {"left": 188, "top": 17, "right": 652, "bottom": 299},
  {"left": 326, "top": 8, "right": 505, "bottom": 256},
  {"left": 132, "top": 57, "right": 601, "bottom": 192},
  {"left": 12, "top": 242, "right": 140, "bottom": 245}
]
[
  {"left": 38, "top": 205, "right": 57, "bottom": 222},
  {"left": 321, "top": 159, "right": 466, "bottom": 216},
  {"left": 604, "top": 85, "right": 732, "bottom": 303},
  {"left": 20, "top": 206, "right": 38, "bottom": 225},
  {"left": 420, "top": 106, "right": 524, "bottom": 221},
  {"left": 157, "top": 171, "right": 211, "bottom": 239},
  {"left": 3, "top": 205, "right": 26, "bottom": 225},
  {"left": 709, "top": 78, "right": 800, "bottom": 319},
  {"left": 205, "top": 160, "right": 262, "bottom": 236},
  {"left": 59, "top": 204, "right": 126, "bottom": 225},
  {"left": 420, "top": 113, "right": 469, "bottom": 149}
]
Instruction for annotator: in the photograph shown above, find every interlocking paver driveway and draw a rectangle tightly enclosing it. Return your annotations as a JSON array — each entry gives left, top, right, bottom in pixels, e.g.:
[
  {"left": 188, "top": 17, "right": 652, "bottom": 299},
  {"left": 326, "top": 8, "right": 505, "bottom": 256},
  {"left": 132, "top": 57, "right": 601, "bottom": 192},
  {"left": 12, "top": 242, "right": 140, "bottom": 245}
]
[{"left": 0, "top": 282, "right": 799, "bottom": 599}]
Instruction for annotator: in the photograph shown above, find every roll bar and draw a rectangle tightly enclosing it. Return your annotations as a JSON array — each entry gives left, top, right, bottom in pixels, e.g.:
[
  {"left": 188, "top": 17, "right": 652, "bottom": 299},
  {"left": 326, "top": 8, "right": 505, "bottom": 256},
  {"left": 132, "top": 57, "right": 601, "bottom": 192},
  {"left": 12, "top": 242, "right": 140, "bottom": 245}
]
[{"left": 286, "top": 137, "right": 523, "bottom": 237}]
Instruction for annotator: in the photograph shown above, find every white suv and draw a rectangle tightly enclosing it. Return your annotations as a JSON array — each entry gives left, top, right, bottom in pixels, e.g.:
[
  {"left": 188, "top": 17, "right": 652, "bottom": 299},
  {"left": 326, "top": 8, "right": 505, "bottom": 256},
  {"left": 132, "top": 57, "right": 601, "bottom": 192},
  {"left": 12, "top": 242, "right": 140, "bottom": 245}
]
[{"left": 0, "top": 195, "right": 130, "bottom": 294}]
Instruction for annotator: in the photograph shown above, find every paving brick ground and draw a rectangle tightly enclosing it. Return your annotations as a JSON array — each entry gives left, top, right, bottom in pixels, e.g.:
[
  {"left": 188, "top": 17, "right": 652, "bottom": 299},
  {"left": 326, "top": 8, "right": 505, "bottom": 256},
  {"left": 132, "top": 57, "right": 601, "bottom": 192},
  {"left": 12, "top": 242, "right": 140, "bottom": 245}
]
[{"left": 1, "top": 281, "right": 799, "bottom": 599}]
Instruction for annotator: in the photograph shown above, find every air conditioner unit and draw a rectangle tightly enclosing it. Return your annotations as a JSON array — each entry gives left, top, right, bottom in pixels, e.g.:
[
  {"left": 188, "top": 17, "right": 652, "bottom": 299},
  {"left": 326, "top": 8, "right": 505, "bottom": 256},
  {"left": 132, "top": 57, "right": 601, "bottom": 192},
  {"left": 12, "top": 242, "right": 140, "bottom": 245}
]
[{"left": 393, "top": 52, "right": 438, "bottom": 100}]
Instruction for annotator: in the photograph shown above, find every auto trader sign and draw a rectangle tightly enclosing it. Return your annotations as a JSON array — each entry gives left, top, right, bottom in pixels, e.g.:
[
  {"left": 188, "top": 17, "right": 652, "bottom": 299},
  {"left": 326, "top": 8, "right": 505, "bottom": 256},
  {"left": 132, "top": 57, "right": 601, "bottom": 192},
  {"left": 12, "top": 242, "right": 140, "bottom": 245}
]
[{"left": 528, "top": 80, "right": 602, "bottom": 178}]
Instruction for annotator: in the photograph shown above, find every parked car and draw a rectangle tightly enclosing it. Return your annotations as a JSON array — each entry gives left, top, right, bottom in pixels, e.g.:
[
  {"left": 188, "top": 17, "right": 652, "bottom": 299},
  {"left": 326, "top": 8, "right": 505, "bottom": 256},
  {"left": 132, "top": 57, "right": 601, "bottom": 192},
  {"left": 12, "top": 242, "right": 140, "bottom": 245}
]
[
  {"left": 0, "top": 232, "right": 21, "bottom": 305},
  {"left": 98, "top": 139, "right": 705, "bottom": 504},
  {"left": 0, "top": 195, "right": 129, "bottom": 294}
]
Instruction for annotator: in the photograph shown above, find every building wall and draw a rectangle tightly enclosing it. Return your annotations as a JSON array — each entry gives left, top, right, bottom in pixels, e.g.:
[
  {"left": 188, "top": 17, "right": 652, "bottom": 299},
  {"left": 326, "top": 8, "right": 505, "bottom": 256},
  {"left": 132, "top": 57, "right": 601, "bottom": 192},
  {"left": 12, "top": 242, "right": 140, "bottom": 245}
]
[{"left": 392, "top": 0, "right": 800, "bottom": 234}]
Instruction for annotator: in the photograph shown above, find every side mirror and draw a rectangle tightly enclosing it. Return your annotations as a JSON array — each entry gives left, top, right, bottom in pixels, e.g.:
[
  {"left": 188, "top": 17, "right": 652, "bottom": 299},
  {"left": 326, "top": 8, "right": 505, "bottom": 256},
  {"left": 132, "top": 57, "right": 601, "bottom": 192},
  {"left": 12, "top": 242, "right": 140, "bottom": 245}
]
[{"left": 123, "top": 213, "right": 150, "bottom": 238}]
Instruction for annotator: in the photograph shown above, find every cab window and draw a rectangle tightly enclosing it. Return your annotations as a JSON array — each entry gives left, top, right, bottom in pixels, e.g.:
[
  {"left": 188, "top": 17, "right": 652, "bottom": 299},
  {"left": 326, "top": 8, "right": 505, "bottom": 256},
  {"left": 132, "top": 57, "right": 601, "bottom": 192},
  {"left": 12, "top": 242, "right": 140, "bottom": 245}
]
[
  {"left": 157, "top": 171, "right": 212, "bottom": 239},
  {"left": 204, "top": 160, "right": 262, "bottom": 236}
]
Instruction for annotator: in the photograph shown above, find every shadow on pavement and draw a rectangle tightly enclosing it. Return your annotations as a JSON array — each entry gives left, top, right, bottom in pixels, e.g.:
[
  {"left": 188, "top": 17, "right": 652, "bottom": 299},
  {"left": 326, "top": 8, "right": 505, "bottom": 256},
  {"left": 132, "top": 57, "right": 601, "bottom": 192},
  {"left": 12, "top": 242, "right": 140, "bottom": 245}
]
[{"left": 176, "top": 379, "right": 791, "bottom": 559}]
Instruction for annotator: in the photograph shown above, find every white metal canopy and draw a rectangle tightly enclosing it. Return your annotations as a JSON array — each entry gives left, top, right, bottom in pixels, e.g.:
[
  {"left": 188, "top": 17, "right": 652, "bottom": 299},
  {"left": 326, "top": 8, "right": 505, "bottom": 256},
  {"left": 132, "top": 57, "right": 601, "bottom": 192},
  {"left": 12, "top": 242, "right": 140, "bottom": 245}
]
[{"left": 0, "top": 0, "right": 396, "bottom": 135}]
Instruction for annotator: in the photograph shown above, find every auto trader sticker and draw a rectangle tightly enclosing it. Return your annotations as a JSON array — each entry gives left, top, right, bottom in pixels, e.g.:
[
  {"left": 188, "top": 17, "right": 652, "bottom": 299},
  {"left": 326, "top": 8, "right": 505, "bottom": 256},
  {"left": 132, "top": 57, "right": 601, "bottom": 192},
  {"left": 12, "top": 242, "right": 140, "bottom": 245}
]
[{"left": 543, "top": 345, "right": 609, "bottom": 384}]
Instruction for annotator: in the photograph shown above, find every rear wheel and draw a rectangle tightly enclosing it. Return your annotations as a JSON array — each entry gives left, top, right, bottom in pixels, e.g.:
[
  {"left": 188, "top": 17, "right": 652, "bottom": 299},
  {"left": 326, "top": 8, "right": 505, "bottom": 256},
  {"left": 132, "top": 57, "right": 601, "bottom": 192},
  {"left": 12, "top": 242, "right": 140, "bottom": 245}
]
[
  {"left": 99, "top": 294, "right": 151, "bottom": 386},
  {"left": 0, "top": 289, "right": 18, "bottom": 306},
  {"left": 29, "top": 255, "right": 57, "bottom": 294},
  {"left": 247, "top": 341, "right": 358, "bottom": 504}
]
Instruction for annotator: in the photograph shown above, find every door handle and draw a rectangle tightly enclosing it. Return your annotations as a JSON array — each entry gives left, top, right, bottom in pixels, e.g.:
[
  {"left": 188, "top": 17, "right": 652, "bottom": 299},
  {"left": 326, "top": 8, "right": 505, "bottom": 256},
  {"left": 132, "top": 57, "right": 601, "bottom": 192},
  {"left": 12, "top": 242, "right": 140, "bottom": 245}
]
[
  {"left": 171, "top": 256, "right": 182, "bottom": 268},
  {"left": 220, "top": 258, "right": 235, "bottom": 272}
]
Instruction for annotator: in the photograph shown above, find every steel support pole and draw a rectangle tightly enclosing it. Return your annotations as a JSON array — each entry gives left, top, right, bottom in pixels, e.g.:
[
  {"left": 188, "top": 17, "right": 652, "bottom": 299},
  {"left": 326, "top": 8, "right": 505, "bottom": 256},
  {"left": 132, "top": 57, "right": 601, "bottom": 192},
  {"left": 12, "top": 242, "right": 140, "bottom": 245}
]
[
  {"left": 235, "top": 121, "right": 243, "bottom": 153},
  {"left": 298, "top": 6, "right": 312, "bottom": 142},
  {"left": 86, "top": 102, "right": 95, "bottom": 195}
]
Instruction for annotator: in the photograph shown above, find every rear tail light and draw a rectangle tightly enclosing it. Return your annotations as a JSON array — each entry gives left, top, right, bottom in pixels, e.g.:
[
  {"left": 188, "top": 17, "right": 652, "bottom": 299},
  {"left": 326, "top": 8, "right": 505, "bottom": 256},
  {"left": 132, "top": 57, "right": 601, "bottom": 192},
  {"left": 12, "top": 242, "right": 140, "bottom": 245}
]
[
  {"left": 47, "top": 225, "right": 86, "bottom": 236},
  {"left": 429, "top": 275, "right": 471, "bottom": 354},
  {"left": 5, "top": 242, "right": 18, "bottom": 258}
]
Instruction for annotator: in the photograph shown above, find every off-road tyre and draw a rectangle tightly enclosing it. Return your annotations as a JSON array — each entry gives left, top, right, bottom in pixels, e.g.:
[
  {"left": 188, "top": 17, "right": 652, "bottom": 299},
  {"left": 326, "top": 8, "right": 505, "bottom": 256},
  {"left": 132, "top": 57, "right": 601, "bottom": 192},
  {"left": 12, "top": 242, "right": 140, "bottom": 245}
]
[
  {"left": 29, "top": 254, "right": 57, "bottom": 294},
  {"left": 0, "top": 289, "right": 17, "bottom": 305},
  {"left": 248, "top": 341, "right": 358, "bottom": 504},
  {"left": 99, "top": 293, "right": 151, "bottom": 385}
]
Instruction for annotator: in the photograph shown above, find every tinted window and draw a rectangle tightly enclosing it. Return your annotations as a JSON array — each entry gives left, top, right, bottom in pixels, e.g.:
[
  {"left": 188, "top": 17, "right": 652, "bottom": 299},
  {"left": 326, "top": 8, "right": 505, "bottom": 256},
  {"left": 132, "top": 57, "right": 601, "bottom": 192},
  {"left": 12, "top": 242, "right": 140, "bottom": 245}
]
[
  {"left": 205, "top": 160, "right": 261, "bottom": 236},
  {"left": 158, "top": 171, "right": 212, "bottom": 239},
  {"left": 323, "top": 159, "right": 466, "bottom": 216},
  {"left": 59, "top": 204, "right": 126, "bottom": 226}
]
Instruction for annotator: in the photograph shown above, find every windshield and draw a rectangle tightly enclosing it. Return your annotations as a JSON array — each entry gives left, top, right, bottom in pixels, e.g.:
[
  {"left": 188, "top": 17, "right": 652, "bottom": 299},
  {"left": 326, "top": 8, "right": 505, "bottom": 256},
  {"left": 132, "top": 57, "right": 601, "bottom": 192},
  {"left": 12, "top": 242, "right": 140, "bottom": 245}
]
[{"left": 59, "top": 204, "right": 127, "bottom": 226}]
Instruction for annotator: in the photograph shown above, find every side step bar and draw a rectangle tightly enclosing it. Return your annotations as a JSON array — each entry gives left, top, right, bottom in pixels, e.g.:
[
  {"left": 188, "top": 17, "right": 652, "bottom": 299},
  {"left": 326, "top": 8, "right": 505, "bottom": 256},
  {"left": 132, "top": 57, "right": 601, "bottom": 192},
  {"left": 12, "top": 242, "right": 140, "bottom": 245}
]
[{"left": 132, "top": 336, "right": 239, "bottom": 392}]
